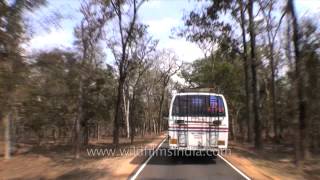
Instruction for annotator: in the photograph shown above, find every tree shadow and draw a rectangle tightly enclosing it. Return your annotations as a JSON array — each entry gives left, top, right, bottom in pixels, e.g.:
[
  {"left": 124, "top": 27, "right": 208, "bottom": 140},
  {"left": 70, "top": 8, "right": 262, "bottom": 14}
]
[
  {"left": 9, "top": 168, "right": 110, "bottom": 180},
  {"left": 2, "top": 136, "right": 164, "bottom": 180},
  {"left": 55, "top": 168, "right": 109, "bottom": 180}
]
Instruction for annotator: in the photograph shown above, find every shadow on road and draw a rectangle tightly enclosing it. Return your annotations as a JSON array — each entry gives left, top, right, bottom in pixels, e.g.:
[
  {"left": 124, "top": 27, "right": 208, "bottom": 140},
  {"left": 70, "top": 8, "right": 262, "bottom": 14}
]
[
  {"left": 55, "top": 168, "right": 108, "bottom": 180},
  {"left": 149, "top": 154, "right": 217, "bottom": 165},
  {"left": 130, "top": 148, "right": 217, "bottom": 165}
]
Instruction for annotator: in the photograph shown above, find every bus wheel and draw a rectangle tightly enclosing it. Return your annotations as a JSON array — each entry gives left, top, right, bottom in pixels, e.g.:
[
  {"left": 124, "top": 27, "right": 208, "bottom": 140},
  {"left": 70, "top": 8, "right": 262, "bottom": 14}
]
[{"left": 211, "top": 151, "right": 218, "bottom": 159}]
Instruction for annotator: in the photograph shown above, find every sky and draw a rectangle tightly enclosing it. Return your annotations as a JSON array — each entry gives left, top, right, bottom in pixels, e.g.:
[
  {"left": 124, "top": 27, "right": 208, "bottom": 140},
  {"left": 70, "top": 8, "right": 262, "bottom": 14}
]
[{"left": 27, "top": 0, "right": 320, "bottom": 64}]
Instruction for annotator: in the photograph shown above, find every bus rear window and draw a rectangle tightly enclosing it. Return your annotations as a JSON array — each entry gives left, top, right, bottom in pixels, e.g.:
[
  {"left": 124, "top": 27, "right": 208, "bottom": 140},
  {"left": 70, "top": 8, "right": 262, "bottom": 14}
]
[{"left": 172, "top": 95, "right": 225, "bottom": 117}]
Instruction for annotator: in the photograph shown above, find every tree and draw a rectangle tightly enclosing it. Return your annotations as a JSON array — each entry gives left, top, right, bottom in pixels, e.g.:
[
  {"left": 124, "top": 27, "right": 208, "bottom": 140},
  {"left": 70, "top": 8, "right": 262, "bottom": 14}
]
[
  {"left": 0, "top": 0, "right": 46, "bottom": 160},
  {"left": 180, "top": 46, "right": 244, "bottom": 140},
  {"left": 258, "top": 0, "right": 286, "bottom": 142},
  {"left": 248, "top": 0, "right": 262, "bottom": 150},
  {"left": 237, "top": 0, "right": 252, "bottom": 142},
  {"left": 156, "top": 50, "right": 181, "bottom": 134},
  {"left": 139, "top": 68, "right": 164, "bottom": 134},
  {"left": 300, "top": 20, "right": 320, "bottom": 155},
  {"left": 287, "top": 0, "right": 307, "bottom": 165},
  {"left": 105, "top": 0, "right": 146, "bottom": 146},
  {"left": 125, "top": 28, "right": 158, "bottom": 142},
  {"left": 21, "top": 49, "right": 78, "bottom": 145},
  {"left": 180, "top": 0, "right": 252, "bottom": 141},
  {"left": 73, "top": 0, "right": 109, "bottom": 158}
]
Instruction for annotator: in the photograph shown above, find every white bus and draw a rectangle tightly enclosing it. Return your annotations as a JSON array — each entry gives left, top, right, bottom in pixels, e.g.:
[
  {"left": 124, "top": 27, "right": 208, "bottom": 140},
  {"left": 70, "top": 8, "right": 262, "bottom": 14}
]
[{"left": 168, "top": 89, "right": 229, "bottom": 155}]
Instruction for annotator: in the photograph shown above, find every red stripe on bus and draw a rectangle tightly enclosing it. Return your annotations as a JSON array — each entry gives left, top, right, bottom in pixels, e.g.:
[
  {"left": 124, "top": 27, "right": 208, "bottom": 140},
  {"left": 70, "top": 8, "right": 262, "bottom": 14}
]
[
  {"left": 171, "top": 121, "right": 224, "bottom": 123},
  {"left": 168, "top": 126, "right": 228, "bottom": 130},
  {"left": 168, "top": 129, "right": 228, "bottom": 132},
  {"left": 168, "top": 128, "right": 228, "bottom": 131}
]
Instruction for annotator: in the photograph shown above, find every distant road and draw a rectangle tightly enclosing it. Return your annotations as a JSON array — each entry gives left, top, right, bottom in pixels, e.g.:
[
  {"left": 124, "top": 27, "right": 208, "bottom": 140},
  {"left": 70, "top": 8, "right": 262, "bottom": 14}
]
[{"left": 132, "top": 140, "right": 249, "bottom": 180}]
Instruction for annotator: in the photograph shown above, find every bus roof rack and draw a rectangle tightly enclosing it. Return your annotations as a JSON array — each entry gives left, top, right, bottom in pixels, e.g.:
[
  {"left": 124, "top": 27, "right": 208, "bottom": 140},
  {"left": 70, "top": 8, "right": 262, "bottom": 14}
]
[{"left": 179, "top": 87, "right": 216, "bottom": 93}]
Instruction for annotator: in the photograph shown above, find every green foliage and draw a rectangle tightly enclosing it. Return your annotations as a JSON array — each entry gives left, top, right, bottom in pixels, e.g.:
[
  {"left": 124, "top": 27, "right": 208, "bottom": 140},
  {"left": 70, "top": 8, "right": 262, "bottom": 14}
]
[
  {"left": 180, "top": 48, "right": 245, "bottom": 120},
  {"left": 0, "top": 0, "right": 46, "bottom": 115},
  {"left": 21, "top": 50, "right": 77, "bottom": 135},
  {"left": 181, "top": 50, "right": 244, "bottom": 96},
  {"left": 178, "top": 0, "right": 239, "bottom": 55},
  {"left": 17, "top": 49, "right": 117, "bottom": 139}
]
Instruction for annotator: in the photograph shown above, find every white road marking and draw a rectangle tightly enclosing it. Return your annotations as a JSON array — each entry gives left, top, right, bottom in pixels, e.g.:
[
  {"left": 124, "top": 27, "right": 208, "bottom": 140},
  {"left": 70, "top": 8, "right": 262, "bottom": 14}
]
[
  {"left": 218, "top": 154, "right": 251, "bottom": 180},
  {"left": 130, "top": 139, "right": 251, "bottom": 180},
  {"left": 130, "top": 138, "right": 167, "bottom": 180}
]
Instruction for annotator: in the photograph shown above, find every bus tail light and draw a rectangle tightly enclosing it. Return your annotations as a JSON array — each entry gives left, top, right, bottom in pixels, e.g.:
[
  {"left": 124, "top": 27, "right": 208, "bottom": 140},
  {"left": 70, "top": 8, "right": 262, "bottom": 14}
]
[
  {"left": 218, "top": 140, "right": 225, "bottom": 145},
  {"left": 170, "top": 138, "right": 177, "bottom": 144}
]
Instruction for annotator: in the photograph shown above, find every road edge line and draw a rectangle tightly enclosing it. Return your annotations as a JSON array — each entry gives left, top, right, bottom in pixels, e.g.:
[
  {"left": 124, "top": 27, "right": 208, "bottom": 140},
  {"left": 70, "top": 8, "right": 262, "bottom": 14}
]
[
  {"left": 218, "top": 154, "right": 251, "bottom": 180},
  {"left": 129, "top": 137, "right": 167, "bottom": 180}
]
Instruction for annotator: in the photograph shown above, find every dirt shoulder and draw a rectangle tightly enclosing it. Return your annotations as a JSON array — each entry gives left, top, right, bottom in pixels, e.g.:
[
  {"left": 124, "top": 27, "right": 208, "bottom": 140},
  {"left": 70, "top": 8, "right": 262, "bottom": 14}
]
[
  {"left": 222, "top": 141, "right": 320, "bottom": 180},
  {"left": 0, "top": 135, "right": 166, "bottom": 180}
]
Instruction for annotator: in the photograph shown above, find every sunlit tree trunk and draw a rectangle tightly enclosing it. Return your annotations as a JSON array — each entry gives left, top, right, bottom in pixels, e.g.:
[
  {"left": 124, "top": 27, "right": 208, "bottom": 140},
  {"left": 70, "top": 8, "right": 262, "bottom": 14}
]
[
  {"left": 97, "top": 123, "right": 100, "bottom": 140},
  {"left": 3, "top": 112, "right": 11, "bottom": 160},
  {"left": 123, "top": 90, "right": 130, "bottom": 138},
  {"left": 158, "top": 86, "right": 166, "bottom": 134}
]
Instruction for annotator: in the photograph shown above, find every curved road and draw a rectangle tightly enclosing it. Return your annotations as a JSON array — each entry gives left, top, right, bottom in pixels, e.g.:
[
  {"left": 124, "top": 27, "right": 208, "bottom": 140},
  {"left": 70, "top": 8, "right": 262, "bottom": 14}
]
[{"left": 132, "top": 139, "right": 249, "bottom": 180}]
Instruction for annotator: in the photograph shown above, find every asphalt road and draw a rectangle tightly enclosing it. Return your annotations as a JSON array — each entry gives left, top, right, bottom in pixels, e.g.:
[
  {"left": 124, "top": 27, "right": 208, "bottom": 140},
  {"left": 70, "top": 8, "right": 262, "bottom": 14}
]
[{"left": 134, "top": 140, "right": 247, "bottom": 180}]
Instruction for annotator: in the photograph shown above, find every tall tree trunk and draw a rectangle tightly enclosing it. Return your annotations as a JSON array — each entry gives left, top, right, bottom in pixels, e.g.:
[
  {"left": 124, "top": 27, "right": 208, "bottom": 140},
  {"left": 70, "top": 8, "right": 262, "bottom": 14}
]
[
  {"left": 3, "top": 112, "right": 11, "bottom": 160},
  {"left": 75, "top": 78, "right": 83, "bottom": 159},
  {"left": 238, "top": 0, "right": 253, "bottom": 142},
  {"left": 153, "top": 119, "right": 157, "bottom": 134},
  {"left": 269, "top": 43, "right": 279, "bottom": 142},
  {"left": 248, "top": 0, "right": 262, "bottom": 150},
  {"left": 158, "top": 87, "right": 166, "bottom": 134},
  {"left": 230, "top": 109, "right": 235, "bottom": 140},
  {"left": 130, "top": 92, "right": 136, "bottom": 144},
  {"left": 123, "top": 91, "right": 130, "bottom": 138},
  {"left": 288, "top": 0, "right": 308, "bottom": 164},
  {"left": 83, "top": 124, "right": 89, "bottom": 146},
  {"left": 286, "top": 16, "right": 294, "bottom": 70},
  {"left": 233, "top": 109, "right": 240, "bottom": 141},
  {"left": 113, "top": 75, "right": 125, "bottom": 146},
  {"left": 97, "top": 123, "right": 100, "bottom": 141}
]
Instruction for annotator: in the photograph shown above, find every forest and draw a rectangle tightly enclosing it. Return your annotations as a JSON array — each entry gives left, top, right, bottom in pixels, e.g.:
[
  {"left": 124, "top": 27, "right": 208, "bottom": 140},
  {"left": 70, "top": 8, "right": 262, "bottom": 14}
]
[{"left": 1, "top": 0, "right": 319, "bottom": 174}]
